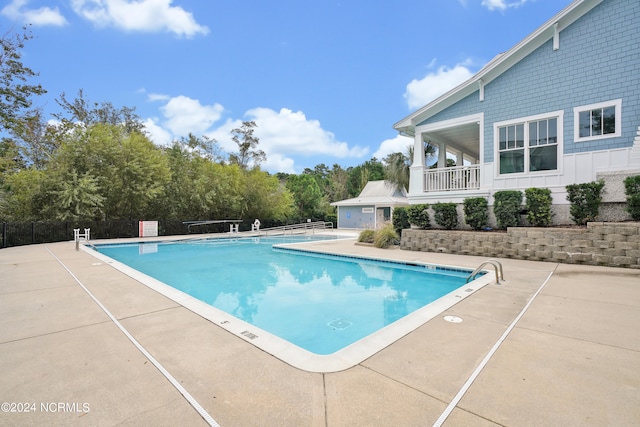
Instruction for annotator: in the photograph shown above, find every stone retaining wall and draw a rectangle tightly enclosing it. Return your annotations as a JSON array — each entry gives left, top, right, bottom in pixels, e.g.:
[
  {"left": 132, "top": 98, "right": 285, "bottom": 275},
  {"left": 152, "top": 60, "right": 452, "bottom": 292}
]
[{"left": 400, "top": 222, "right": 640, "bottom": 269}]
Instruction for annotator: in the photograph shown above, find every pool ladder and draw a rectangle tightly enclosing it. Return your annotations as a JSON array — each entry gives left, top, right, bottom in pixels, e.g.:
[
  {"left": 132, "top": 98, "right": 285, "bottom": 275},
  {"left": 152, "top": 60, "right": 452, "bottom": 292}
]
[{"left": 467, "top": 259, "right": 504, "bottom": 285}]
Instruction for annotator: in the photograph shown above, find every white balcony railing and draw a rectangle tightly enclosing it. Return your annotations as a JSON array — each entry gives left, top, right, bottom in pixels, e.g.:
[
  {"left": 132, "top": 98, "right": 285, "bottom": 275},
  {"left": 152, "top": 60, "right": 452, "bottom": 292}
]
[{"left": 424, "top": 164, "right": 480, "bottom": 192}]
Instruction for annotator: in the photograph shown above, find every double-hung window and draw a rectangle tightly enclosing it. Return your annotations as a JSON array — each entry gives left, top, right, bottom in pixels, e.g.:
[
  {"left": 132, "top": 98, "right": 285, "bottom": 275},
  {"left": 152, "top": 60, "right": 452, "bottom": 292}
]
[
  {"left": 499, "top": 123, "right": 525, "bottom": 174},
  {"left": 574, "top": 99, "right": 621, "bottom": 142},
  {"left": 496, "top": 111, "right": 563, "bottom": 175}
]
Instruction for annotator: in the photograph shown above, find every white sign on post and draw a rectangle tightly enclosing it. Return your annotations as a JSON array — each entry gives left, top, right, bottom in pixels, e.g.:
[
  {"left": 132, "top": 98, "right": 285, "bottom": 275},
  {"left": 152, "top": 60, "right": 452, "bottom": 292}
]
[{"left": 139, "top": 221, "right": 158, "bottom": 237}]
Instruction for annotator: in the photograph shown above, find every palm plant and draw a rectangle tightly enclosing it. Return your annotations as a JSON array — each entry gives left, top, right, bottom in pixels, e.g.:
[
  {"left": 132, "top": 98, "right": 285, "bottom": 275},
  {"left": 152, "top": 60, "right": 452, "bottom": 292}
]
[{"left": 383, "top": 142, "right": 436, "bottom": 191}]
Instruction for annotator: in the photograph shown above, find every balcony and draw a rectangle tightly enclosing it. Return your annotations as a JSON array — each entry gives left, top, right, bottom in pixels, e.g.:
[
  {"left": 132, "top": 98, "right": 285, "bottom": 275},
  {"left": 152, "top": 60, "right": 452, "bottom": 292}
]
[{"left": 424, "top": 164, "right": 480, "bottom": 192}]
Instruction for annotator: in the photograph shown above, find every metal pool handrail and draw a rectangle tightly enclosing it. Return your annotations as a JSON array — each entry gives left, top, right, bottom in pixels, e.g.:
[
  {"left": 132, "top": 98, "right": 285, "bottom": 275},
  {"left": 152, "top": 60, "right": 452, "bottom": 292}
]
[
  {"left": 467, "top": 259, "right": 504, "bottom": 285},
  {"left": 259, "top": 221, "right": 333, "bottom": 236}
]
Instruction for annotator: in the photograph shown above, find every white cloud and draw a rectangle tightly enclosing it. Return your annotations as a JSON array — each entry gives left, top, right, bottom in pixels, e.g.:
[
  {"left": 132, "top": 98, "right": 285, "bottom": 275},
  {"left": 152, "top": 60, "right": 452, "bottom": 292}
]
[
  {"left": 262, "top": 153, "right": 296, "bottom": 174},
  {"left": 204, "top": 107, "right": 369, "bottom": 173},
  {"left": 481, "top": 0, "right": 529, "bottom": 11},
  {"left": 246, "top": 107, "right": 368, "bottom": 158},
  {"left": 160, "top": 95, "right": 224, "bottom": 136},
  {"left": 147, "top": 92, "right": 171, "bottom": 102},
  {"left": 1, "top": 0, "right": 67, "bottom": 26},
  {"left": 71, "top": 0, "right": 209, "bottom": 37},
  {"left": 372, "top": 134, "right": 413, "bottom": 160},
  {"left": 404, "top": 60, "right": 475, "bottom": 110},
  {"left": 144, "top": 98, "right": 368, "bottom": 172},
  {"left": 142, "top": 117, "right": 172, "bottom": 146}
]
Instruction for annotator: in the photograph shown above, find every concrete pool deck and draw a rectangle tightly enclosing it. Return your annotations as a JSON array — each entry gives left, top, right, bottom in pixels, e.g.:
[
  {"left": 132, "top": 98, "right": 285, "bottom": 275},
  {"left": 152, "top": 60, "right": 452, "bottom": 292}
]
[{"left": 1, "top": 235, "right": 639, "bottom": 426}]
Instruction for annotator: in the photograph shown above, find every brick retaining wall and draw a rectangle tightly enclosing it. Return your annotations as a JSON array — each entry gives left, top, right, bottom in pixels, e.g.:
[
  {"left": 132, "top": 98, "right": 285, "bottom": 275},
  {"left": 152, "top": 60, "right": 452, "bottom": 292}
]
[{"left": 400, "top": 222, "right": 640, "bottom": 269}]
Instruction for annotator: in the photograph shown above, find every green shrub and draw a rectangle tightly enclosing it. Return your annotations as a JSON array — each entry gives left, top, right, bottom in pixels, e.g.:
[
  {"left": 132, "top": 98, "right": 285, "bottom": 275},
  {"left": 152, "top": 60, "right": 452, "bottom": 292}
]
[
  {"left": 524, "top": 187, "right": 553, "bottom": 226},
  {"left": 493, "top": 190, "right": 523, "bottom": 229},
  {"left": 407, "top": 203, "right": 430, "bottom": 229},
  {"left": 565, "top": 180, "right": 605, "bottom": 225},
  {"left": 358, "top": 229, "right": 375, "bottom": 243},
  {"left": 374, "top": 223, "right": 399, "bottom": 248},
  {"left": 324, "top": 213, "right": 337, "bottom": 227},
  {"left": 624, "top": 175, "right": 640, "bottom": 220},
  {"left": 463, "top": 197, "right": 488, "bottom": 230},
  {"left": 392, "top": 207, "right": 410, "bottom": 236},
  {"left": 433, "top": 202, "right": 458, "bottom": 229}
]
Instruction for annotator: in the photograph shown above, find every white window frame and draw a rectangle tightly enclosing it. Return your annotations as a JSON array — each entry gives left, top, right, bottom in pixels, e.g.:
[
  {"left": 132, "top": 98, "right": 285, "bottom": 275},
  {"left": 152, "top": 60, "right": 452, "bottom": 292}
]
[
  {"left": 494, "top": 110, "right": 564, "bottom": 177},
  {"left": 361, "top": 207, "right": 374, "bottom": 214},
  {"left": 573, "top": 99, "right": 622, "bottom": 142}
]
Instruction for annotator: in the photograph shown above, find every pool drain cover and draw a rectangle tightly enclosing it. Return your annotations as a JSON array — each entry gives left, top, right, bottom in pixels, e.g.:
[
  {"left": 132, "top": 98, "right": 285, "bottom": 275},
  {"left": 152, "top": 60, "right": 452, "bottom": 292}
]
[
  {"left": 443, "top": 315, "right": 463, "bottom": 323},
  {"left": 328, "top": 319, "right": 352, "bottom": 330}
]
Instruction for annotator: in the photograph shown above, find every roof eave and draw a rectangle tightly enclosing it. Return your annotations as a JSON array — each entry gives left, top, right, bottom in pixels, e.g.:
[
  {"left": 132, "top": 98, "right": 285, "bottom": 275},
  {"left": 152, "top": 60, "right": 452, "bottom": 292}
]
[{"left": 393, "top": 0, "right": 603, "bottom": 135}]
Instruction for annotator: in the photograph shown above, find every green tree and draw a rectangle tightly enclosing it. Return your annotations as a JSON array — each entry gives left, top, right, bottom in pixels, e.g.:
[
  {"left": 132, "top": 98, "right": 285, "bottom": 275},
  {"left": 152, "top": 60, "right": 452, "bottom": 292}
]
[
  {"left": 0, "top": 26, "right": 46, "bottom": 133},
  {"left": 154, "top": 141, "right": 210, "bottom": 219},
  {"left": 383, "top": 151, "right": 410, "bottom": 192},
  {"left": 195, "top": 162, "right": 243, "bottom": 219},
  {"left": 286, "top": 173, "right": 323, "bottom": 218},
  {"left": 347, "top": 158, "right": 384, "bottom": 197},
  {"left": 7, "top": 109, "right": 58, "bottom": 170},
  {"left": 327, "top": 164, "right": 349, "bottom": 203},
  {"left": 52, "top": 89, "right": 145, "bottom": 135},
  {"left": 383, "top": 143, "right": 436, "bottom": 191},
  {"left": 51, "top": 172, "right": 104, "bottom": 221},
  {"left": 228, "top": 121, "right": 265, "bottom": 169},
  {"left": 0, "top": 137, "right": 24, "bottom": 178},
  {"left": 1, "top": 168, "right": 46, "bottom": 220},
  {"left": 51, "top": 124, "right": 169, "bottom": 220},
  {"left": 180, "top": 133, "right": 223, "bottom": 162},
  {"left": 303, "top": 163, "right": 331, "bottom": 195},
  {"left": 242, "top": 168, "right": 294, "bottom": 221}
]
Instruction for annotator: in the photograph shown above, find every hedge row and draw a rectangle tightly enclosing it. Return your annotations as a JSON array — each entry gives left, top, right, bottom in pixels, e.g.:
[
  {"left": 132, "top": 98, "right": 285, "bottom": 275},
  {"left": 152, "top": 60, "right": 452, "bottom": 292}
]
[{"left": 392, "top": 176, "right": 640, "bottom": 231}]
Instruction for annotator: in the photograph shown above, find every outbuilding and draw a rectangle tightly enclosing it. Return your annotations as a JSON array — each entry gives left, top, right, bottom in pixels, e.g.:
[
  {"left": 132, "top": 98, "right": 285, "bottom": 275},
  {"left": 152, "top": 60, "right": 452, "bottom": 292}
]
[{"left": 331, "top": 180, "right": 408, "bottom": 229}]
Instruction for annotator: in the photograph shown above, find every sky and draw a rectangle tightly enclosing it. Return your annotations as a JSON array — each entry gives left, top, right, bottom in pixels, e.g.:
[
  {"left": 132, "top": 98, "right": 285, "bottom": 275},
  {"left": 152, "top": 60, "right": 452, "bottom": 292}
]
[{"left": 1, "top": 0, "right": 573, "bottom": 174}]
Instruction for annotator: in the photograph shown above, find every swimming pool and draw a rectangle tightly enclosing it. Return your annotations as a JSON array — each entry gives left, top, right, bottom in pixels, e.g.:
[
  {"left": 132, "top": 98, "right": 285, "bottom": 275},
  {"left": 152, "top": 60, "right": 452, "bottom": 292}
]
[{"left": 86, "top": 235, "right": 493, "bottom": 372}]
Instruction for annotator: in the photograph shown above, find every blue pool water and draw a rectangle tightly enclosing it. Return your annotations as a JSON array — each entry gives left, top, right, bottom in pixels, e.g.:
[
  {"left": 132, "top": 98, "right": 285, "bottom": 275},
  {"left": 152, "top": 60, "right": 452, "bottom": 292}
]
[{"left": 95, "top": 236, "right": 475, "bottom": 355}]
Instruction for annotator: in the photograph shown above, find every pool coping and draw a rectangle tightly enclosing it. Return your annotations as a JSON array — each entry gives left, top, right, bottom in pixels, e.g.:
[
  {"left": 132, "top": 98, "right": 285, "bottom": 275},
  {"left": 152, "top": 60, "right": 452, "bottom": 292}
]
[{"left": 81, "top": 237, "right": 495, "bottom": 373}]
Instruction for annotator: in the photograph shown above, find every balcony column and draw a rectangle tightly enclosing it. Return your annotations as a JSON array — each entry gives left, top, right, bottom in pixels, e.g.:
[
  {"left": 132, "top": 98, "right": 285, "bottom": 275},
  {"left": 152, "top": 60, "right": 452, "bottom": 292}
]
[
  {"left": 437, "top": 142, "right": 447, "bottom": 169},
  {"left": 455, "top": 149, "right": 464, "bottom": 166},
  {"left": 411, "top": 132, "right": 426, "bottom": 167},
  {"left": 409, "top": 132, "right": 426, "bottom": 194}
]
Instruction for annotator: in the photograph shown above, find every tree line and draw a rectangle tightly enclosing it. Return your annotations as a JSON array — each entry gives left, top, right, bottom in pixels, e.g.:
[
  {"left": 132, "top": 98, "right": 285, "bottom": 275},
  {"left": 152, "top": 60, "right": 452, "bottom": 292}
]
[{"left": 0, "top": 27, "right": 415, "bottom": 225}]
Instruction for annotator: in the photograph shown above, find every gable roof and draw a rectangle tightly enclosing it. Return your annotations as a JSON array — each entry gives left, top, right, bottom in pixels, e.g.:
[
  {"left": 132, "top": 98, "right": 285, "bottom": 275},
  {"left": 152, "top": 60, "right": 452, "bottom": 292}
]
[
  {"left": 393, "top": 0, "right": 603, "bottom": 136},
  {"left": 330, "top": 180, "right": 408, "bottom": 207}
]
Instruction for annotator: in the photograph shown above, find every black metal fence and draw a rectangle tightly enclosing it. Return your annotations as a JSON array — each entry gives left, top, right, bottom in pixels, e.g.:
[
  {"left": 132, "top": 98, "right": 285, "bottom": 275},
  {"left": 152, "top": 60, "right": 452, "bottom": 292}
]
[
  {"left": 0, "top": 217, "right": 334, "bottom": 249},
  {"left": 1, "top": 220, "right": 228, "bottom": 249}
]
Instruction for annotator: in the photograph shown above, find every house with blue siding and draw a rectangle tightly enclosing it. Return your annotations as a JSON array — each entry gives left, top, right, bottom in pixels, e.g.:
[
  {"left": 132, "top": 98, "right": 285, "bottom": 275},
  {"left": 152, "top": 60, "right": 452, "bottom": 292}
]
[
  {"left": 331, "top": 180, "right": 408, "bottom": 229},
  {"left": 394, "top": 0, "right": 640, "bottom": 224}
]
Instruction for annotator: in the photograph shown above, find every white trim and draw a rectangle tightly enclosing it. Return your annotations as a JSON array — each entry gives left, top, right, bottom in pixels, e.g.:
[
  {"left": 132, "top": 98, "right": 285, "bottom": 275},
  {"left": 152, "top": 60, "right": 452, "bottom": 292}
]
[
  {"left": 494, "top": 110, "right": 564, "bottom": 178},
  {"left": 573, "top": 99, "right": 622, "bottom": 142},
  {"left": 410, "top": 113, "right": 484, "bottom": 196},
  {"left": 416, "top": 112, "right": 484, "bottom": 134}
]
